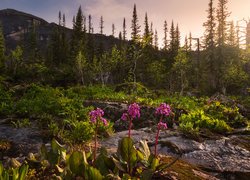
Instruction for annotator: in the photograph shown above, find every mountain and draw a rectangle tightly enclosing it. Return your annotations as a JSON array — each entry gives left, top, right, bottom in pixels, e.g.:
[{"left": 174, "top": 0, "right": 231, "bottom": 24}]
[{"left": 0, "top": 8, "right": 122, "bottom": 52}]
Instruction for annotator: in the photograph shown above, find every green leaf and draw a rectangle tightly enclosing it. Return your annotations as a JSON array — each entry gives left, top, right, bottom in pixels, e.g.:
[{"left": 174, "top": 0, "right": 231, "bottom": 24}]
[
  {"left": 85, "top": 166, "right": 103, "bottom": 180},
  {"left": 95, "top": 148, "right": 115, "bottom": 175},
  {"left": 111, "top": 157, "right": 126, "bottom": 172},
  {"left": 117, "top": 137, "right": 138, "bottom": 169},
  {"left": 68, "top": 151, "right": 85, "bottom": 176},
  {"left": 19, "top": 164, "right": 29, "bottom": 180},
  {"left": 138, "top": 140, "right": 151, "bottom": 161},
  {"left": 141, "top": 169, "right": 154, "bottom": 180},
  {"left": 40, "top": 144, "right": 48, "bottom": 160},
  {"left": 0, "top": 162, "right": 3, "bottom": 176},
  {"left": 149, "top": 156, "right": 159, "bottom": 171}
]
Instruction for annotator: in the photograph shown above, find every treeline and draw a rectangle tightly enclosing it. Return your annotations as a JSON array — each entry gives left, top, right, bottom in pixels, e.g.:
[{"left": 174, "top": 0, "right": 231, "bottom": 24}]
[{"left": 0, "top": 0, "right": 249, "bottom": 95}]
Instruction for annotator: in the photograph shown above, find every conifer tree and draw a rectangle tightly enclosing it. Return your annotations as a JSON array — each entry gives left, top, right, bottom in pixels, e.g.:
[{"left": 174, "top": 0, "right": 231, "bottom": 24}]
[
  {"left": 228, "top": 21, "right": 237, "bottom": 46},
  {"left": 175, "top": 24, "right": 180, "bottom": 50},
  {"left": 163, "top": 20, "right": 168, "bottom": 50},
  {"left": 112, "top": 23, "right": 115, "bottom": 37},
  {"left": 63, "top": 14, "right": 66, "bottom": 27},
  {"left": 131, "top": 4, "right": 141, "bottom": 42},
  {"left": 150, "top": 22, "right": 154, "bottom": 45},
  {"left": 216, "top": 0, "right": 230, "bottom": 46},
  {"left": 59, "top": 11, "right": 61, "bottom": 25},
  {"left": 143, "top": 13, "right": 150, "bottom": 45},
  {"left": 169, "top": 21, "right": 175, "bottom": 52},
  {"left": 100, "top": 16, "right": 104, "bottom": 34},
  {"left": 154, "top": 29, "right": 158, "bottom": 49},
  {"left": 189, "top": 32, "right": 192, "bottom": 51},
  {"left": 123, "top": 18, "right": 126, "bottom": 40},
  {"left": 88, "top": 15, "right": 92, "bottom": 34}
]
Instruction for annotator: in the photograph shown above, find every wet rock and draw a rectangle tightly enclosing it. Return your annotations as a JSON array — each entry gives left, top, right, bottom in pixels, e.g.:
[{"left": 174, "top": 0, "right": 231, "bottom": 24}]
[
  {"left": 0, "top": 125, "right": 48, "bottom": 158},
  {"left": 100, "top": 128, "right": 250, "bottom": 178}
]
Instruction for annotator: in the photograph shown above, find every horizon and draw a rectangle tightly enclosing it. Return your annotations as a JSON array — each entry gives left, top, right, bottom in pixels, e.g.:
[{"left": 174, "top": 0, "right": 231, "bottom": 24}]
[{"left": 0, "top": 0, "right": 250, "bottom": 47}]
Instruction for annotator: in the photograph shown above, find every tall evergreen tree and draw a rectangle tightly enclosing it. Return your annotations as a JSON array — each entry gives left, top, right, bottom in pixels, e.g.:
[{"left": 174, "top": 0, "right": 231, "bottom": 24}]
[
  {"left": 58, "top": 11, "right": 62, "bottom": 25},
  {"left": 131, "top": 4, "right": 141, "bottom": 42},
  {"left": 143, "top": 13, "right": 150, "bottom": 45},
  {"left": 216, "top": 0, "right": 231, "bottom": 93},
  {"left": 175, "top": 24, "right": 180, "bottom": 50},
  {"left": 150, "top": 22, "right": 154, "bottom": 45},
  {"left": 88, "top": 15, "right": 92, "bottom": 34},
  {"left": 63, "top": 14, "right": 66, "bottom": 27},
  {"left": 112, "top": 23, "right": 115, "bottom": 37},
  {"left": 71, "top": 6, "right": 84, "bottom": 59},
  {"left": 189, "top": 32, "right": 192, "bottom": 51},
  {"left": 169, "top": 21, "right": 175, "bottom": 52},
  {"left": 163, "top": 20, "right": 168, "bottom": 50},
  {"left": 154, "top": 29, "right": 158, "bottom": 49},
  {"left": 216, "top": 0, "right": 230, "bottom": 46},
  {"left": 123, "top": 18, "right": 126, "bottom": 40},
  {"left": 228, "top": 21, "right": 237, "bottom": 46},
  {"left": 100, "top": 16, "right": 104, "bottom": 34}
]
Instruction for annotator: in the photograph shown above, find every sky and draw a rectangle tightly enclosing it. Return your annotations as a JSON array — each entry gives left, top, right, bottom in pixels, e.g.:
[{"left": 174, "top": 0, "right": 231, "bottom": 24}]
[{"left": 1, "top": 0, "right": 250, "bottom": 47}]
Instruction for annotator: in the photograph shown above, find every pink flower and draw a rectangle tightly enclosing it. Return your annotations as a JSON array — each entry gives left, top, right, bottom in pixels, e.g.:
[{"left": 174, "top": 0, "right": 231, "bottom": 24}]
[
  {"left": 101, "top": 117, "right": 108, "bottom": 126},
  {"left": 89, "top": 108, "right": 107, "bottom": 126},
  {"left": 128, "top": 103, "right": 140, "bottom": 119},
  {"left": 158, "top": 122, "right": 168, "bottom": 129},
  {"left": 155, "top": 103, "right": 171, "bottom": 116},
  {"left": 121, "top": 113, "right": 128, "bottom": 121}
]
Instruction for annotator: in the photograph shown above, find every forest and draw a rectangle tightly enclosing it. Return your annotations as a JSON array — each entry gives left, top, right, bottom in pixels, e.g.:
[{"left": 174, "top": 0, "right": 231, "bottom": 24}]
[{"left": 0, "top": 0, "right": 250, "bottom": 179}]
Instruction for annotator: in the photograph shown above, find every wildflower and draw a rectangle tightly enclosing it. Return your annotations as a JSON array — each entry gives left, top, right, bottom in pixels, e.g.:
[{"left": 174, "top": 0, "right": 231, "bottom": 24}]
[
  {"left": 128, "top": 103, "right": 140, "bottom": 119},
  {"left": 89, "top": 107, "right": 108, "bottom": 163},
  {"left": 158, "top": 122, "right": 168, "bottom": 129},
  {"left": 155, "top": 103, "right": 171, "bottom": 116},
  {"left": 121, "top": 113, "right": 128, "bottom": 121},
  {"left": 154, "top": 103, "right": 171, "bottom": 157},
  {"left": 121, "top": 103, "right": 141, "bottom": 138}
]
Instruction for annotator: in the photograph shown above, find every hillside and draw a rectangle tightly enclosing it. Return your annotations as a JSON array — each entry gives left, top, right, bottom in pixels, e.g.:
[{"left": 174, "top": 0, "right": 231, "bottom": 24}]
[{"left": 0, "top": 8, "right": 122, "bottom": 51}]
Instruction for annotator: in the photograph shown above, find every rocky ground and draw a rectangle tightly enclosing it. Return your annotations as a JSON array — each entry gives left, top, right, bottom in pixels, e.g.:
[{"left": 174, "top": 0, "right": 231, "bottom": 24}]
[{"left": 0, "top": 100, "right": 250, "bottom": 179}]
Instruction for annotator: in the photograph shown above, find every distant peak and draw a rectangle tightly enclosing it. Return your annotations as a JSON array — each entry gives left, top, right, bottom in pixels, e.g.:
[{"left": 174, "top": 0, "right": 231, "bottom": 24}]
[{"left": 0, "top": 8, "right": 48, "bottom": 24}]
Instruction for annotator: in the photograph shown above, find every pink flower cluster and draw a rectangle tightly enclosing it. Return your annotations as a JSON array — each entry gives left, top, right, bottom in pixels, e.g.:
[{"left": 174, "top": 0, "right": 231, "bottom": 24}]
[
  {"left": 155, "top": 103, "right": 171, "bottom": 116},
  {"left": 121, "top": 103, "right": 140, "bottom": 121},
  {"left": 158, "top": 122, "right": 168, "bottom": 129},
  {"left": 89, "top": 108, "right": 108, "bottom": 126}
]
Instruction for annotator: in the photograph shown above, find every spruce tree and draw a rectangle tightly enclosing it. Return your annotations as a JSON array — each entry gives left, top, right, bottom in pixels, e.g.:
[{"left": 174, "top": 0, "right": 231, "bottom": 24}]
[
  {"left": 169, "top": 21, "right": 175, "bottom": 52},
  {"left": 154, "top": 29, "right": 158, "bottom": 49},
  {"left": 123, "top": 18, "right": 126, "bottom": 40},
  {"left": 175, "top": 24, "right": 180, "bottom": 50},
  {"left": 143, "top": 13, "right": 150, "bottom": 45},
  {"left": 112, "top": 23, "right": 115, "bottom": 37},
  {"left": 131, "top": 4, "right": 141, "bottom": 42},
  {"left": 63, "top": 14, "right": 66, "bottom": 27},
  {"left": 217, "top": 0, "right": 230, "bottom": 46},
  {"left": 228, "top": 21, "right": 237, "bottom": 46},
  {"left": 100, "top": 16, "right": 104, "bottom": 34},
  {"left": 163, "top": 20, "right": 168, "bottom": 50},
  {"left": 58, "top": 11, "right": 62, "bottom": 25}
]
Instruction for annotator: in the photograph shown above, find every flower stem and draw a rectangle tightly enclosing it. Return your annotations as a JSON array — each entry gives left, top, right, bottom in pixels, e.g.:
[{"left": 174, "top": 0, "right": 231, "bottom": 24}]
[
  {"left": 154, "top": 115, "right": 163, "bottom": 156},
  {"left": 94, "top": 119, "right": 99, "bottom": 164},
  {"left": 128, "top": 117, "right": 132, "bottom": 138}
]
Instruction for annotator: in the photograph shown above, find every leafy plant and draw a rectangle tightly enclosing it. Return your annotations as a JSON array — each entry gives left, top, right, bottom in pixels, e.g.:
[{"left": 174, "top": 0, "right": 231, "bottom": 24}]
[{"left": 0, "top": 161, "right": 29, "bottom": 180}]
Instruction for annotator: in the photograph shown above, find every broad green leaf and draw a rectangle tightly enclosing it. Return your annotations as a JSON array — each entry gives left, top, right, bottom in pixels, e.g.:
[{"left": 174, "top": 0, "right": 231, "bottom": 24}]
[
  {"left": 141, "top": 169, "right": 154, "bottom": 180},
  {"left": 68, "top": 151, "right": 85, "bottom": 176},
  {"left": 85, "top": 166, "right": 103, "bottom": 180},
  {"left": 117, "top": 137, "right": 138, "bottom": 169},
  {"left": 19, "top": 164, "right": 29, "bottom": 180}
]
